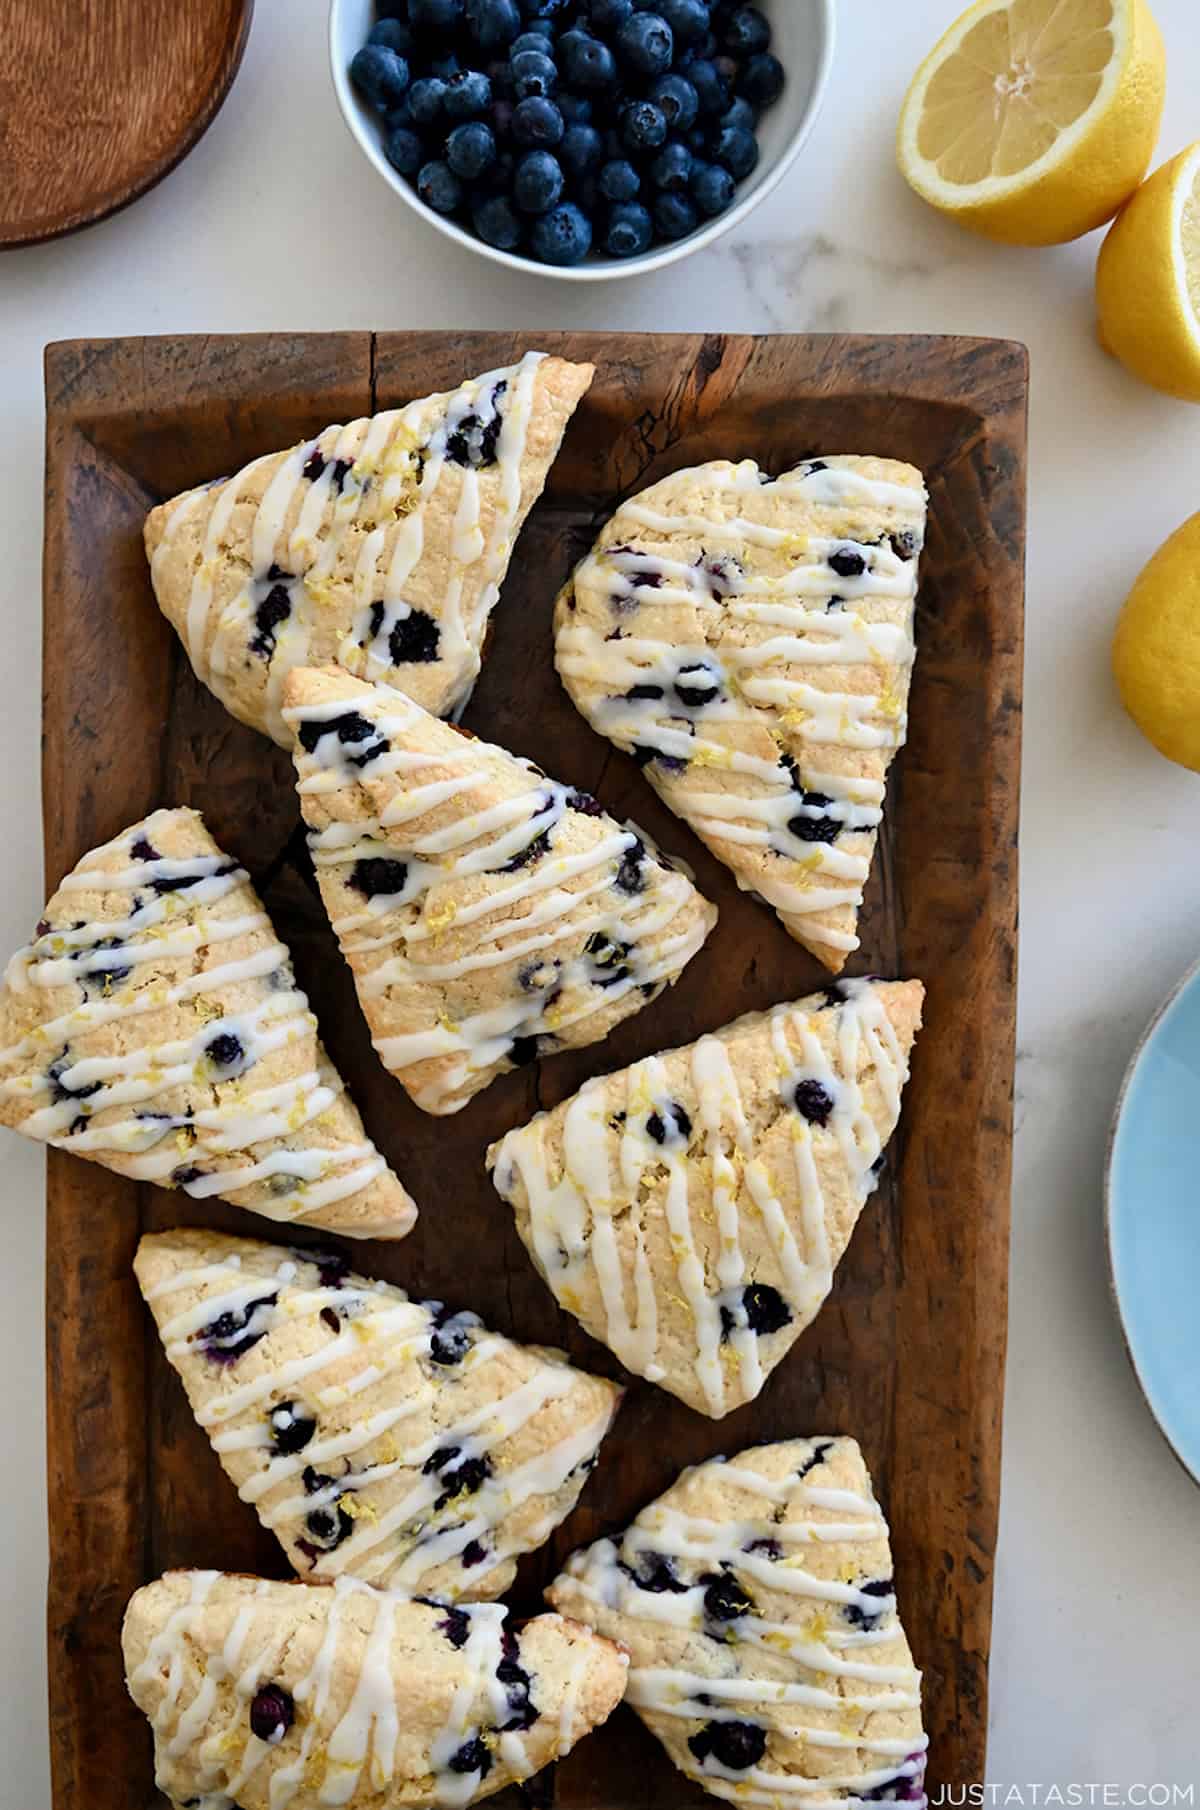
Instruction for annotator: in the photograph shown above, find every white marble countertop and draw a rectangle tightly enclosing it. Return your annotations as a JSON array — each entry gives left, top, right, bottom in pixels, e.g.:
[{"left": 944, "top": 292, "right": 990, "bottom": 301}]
[{"left": 3, "top": 0, "right": 1200, "bottom": 1798}]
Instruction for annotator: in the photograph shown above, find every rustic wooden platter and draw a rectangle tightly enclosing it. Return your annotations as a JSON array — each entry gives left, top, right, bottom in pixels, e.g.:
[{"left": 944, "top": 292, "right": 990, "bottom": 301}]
[
  {"left": 1, "top": 0, "right": 252, "bottom": 249},
  {"left": 42, "top": 330, "right": 1025, "bottom": 1806}
]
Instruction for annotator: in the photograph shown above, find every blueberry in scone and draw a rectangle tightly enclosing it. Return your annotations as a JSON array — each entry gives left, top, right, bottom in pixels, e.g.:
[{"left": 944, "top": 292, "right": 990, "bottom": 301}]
[
  {"left": 123, "top": 1572, "right": 627, "bottom": 1810},
  {"left": 144, "top": 352, "right": 593, "bottom": 746},
  {"left": 135, "top": 1227, "right": 622, "bottom": 1600},
  {"left": 281, "top": 664, "right": 717, "bottom": 1116},
  {"left": 488, "top": 978, "right": 922, "bottom": 1417},
  {"left": 0, "top": 807, "right": 415, "bottom": 1239},
  {"left": 547, "top": 1438, "right": 927, "bottom": 1805},
  {"left": 554, "top": 455, "right": 928, "bottom": 972}
]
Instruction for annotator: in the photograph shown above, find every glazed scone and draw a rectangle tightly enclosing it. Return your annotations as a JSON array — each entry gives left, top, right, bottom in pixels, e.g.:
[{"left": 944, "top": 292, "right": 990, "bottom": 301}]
[
  {"left": 282, "top": 665, "right": 717, "bottom": 1115},
  {"left": 554, "top": 455, "right": 927, "bottom": 972},
  {"left": 0, "top": 808, "right": 415, "bottom": 1239},
  {"left": 548, "top": 1439, "right": 926, "bottom": 1806},
  {"left": 488, "top": 978, "right": 922, "bottom": 1417},
  {"left": 136, "top": 1228, "right": 622, "bottom": 1599},
  {"left": 146, "top": 351, "right": 594, "bottom": 745},
  {"left": 124, "top": 1571, "right": 628, "bottom": 1810}
]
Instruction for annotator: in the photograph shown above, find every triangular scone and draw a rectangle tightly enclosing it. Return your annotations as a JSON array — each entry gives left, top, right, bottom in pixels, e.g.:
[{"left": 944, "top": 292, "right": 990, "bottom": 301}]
[
  {"left": 0, "top": 809, "right": 415, "bottom": 1239},
  {"left": 548, "top": 1439, "right": 926, "bottom": 1806},
  {"left": 135, "top": 1228, "right": 622, "bottom": 1599},
  {"left": 282, "top": 665, "right": 717, "bottom": 1116},
  {"left": 488, "top": 978, "right": 922, "bottom": 1417},
  {"left": 145, "top": 351, "right": 594, "bottom": 746},
  {"left": 555, "top": 455, "right": 927, "bottom": 972},
  {"left": 124, "top": 1572, "right": 628, "bottom": 1810}
]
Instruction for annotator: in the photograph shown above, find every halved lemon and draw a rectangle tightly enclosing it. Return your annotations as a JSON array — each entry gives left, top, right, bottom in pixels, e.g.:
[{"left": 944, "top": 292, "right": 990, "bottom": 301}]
[
  {"left": 1096, "top": 143, "right": 1200, "bottom": 401},
  {"left": 897, "top": 0, "right": 1165, "bottom": 245},
  {"left": 1113, "top": 511, "right": 1200, "bottom": 770}
]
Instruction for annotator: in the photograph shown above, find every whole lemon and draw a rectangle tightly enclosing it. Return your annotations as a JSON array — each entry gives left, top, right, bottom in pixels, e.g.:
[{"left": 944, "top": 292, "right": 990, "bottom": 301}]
[{"left": 1113, "top": 512, "right": 1200, "bottom": 771}]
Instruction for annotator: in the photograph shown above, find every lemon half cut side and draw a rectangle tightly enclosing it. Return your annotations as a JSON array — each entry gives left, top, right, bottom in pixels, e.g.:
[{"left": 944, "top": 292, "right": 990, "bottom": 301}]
[
  {"left": 1096, "top": 143, "right": 1200, "bottom": 402},
  {"left": 898, "top": 0, "right": 1165, "bottom": 245}
]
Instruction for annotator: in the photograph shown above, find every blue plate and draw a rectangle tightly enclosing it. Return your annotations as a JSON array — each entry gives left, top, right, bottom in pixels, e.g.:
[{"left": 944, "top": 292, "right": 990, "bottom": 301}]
[{"left": 1107, "top": 957, "right": 1200, "bottom": 1487}]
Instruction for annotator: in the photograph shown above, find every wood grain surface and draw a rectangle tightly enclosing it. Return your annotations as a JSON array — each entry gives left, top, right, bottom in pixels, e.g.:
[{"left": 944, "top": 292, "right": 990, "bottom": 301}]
[
  {"left": 1, "top": 0, "right": 252, "bottom": 249},
  {"left": 42, "top": 330, "right": 1026, "bottom": 1807}
]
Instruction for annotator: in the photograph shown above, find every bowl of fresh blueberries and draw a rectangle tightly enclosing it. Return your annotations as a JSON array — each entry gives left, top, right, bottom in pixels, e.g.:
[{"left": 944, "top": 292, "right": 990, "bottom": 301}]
[{"left": 330, "top": 0, "right": 834, "bottom": 278}]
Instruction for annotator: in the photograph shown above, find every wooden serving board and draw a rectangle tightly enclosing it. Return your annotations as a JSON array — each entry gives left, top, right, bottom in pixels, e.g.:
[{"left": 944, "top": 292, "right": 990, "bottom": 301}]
[
  {"left": 2, "top": 0, "right": 252, "bottom": 249},
  {"left": 42, "top": 331, "right": 1025, "bottom": 1806}
]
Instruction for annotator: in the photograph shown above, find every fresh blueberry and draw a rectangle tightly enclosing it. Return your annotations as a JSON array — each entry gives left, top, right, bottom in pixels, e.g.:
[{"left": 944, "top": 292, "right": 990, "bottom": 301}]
[
  {"left": 447, "top": 119, "right": 497, "bottom": 178},
  {"left": 269, "top": 1401, "right": 316, "bottom": 1455},
  {"left": 689, "top": 1721, "right": 767, "bottom": 1772},
  {"left": 604, "top": 200, "right": 653, "bottom": 255},
  {"left": 599, "top": 156, "right": 640, "bottom": 201},
  {"left": 561, "top": 121, "right": 604, "bottom": 177},
  {"left": 617, "top": 10, "right": 674, "bottom": 76},
  {"left": 474, "top": 192, "right": 524, "bottom": 247},
  {"left": 368, "top": 19, "right": 415, "bottom": 54},
  {"left": 514, "top": 148, "right": 564, "bottom": 211},
  {"left": 828, "top": 545, "right": 867, "bottom": 578},
  {"left": 621, "top": 99, "right": 667, "bottom": 151},
  {"left": 558, "top": 90, "right": 593, "bottom": 123},
  {"left": 249, "top": 1684, "right": 294, "bottom": 1746},
  {"left": 687, "top": 55, "right": 728, "bottom": 113},
  {"left": 658, "top": 0, "right": 711, "bottom": 40},
  {"left": 722, "top": 3, "right": 770, "bottom": 54},
  {"left": 430, "top": 52, "right": 463, "bottom": 81},
  {"left": 739, "top": 49, "right": 784, "bottom": 109},
  {"left": 443, "top": 68, "right": 492, "bottom": 118},
  {"left": 408, "top": 75, "right": 448, "bottom": 125},
  {"left": 650, "top": 71, "right": 699, "bottom": 130},
  {"left": 510, "top": 47, "right": 557, "bottom": 97},
  {"left": 410, "top": 0, "right": 465, "bottom": 25},
  {"left": 531, "top": 201, "right": 592, "bottom": 263},
  {"left": 384, "top": 124, "right": 425, "bottom": 177},
  {"left": 720, "top": 93, "right": 756, "bottom": 132},
  {"left": 793, "top": 1077, "right": 834, "bottom": 1125},
  {"left": 654, "top": 189, "right": 698, "bottom": 238},
  {"left": 350, "top": 44, "right": 410, "bottom": 111},
  {"left": 701, "top": 1569, "right": 755, "bottom": 1622},
  {"left": 713, "top": 122, "right": 757, "bottom": 178},
  {"left": 448, "top": 1739, "right": 492, "bottom": 1778},
  {"left": 561, "top": 28, "right": 617, "bottom": 88},
  {"left": 510, "top": 28, "right": 555, "bottom": 56},
  {"left": 588, "top": 0, "right": 633, "bottom": 27},
  {"left": 652, "top": 139, "right": 693, "bottom": 191},
  {"left": 466, "top": 0, "right": 522, "bottom": 49},
  {"left": 513, "top": 94, "right": 564, "bottom": 144},
  {"left": 348, "top": 856, "right": 408, "bottom": 899},
  {"left": 490, "top": 96, "right": 516, "bottom": 141},
  {"left": 417, "top": 160, "right": 463, "bottom": 214},
  {"left": 691, "top": 159, "right": 734, "bottom": 215}
]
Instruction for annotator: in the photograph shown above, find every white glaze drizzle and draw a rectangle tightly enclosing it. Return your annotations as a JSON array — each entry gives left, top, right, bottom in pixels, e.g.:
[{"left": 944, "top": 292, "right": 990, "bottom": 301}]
[
  {"left": 491, "top": 981, "right": 910, "bottom": 1417},
  {"left": 554, "top": 1441, "right": 926, "bottom": 1808},
  {"left": 556, "top": 456, "right": 925, "bottom": 959},
  {"left": 285, "top": 680, "right": 712, "bottom": 1114},
  {"left": 153, "top": 353, "right": 552, "bottom": 744},
  {"left": 0, "top": 812, "right": 405, "bottom": 1234},
  {"left": 140, "top": 1235, "right": 617, "bottom": 1597}
]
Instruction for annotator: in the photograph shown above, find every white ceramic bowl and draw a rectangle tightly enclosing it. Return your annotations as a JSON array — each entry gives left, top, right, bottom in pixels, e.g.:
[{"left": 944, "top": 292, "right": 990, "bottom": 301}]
[{"left": 329, "top": 0, "right": 835, "bottom": 281}]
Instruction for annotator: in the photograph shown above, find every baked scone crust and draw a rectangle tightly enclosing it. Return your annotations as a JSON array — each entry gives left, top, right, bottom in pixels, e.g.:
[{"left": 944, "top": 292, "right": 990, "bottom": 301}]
[
  {"left": 135, "top": 1228, "right": 621, "bottom": 1600},
  {"left": 146, "top": 352, "right": 594, "bottom": 745},
  {"left": 123, "top": 1571, "right": 628, "bottom": 1810},
  {"left": 548, "top": 1438, "right": 926, "bottom": 1806},
  {"left": 282, "top": 665, "right": 717, "bottom": 1115},
  {"left": 0, "top": 807, "right": 414, "bottom": 1238},
  {"left": 488, "top": 978, "right": 922, "bottom": 1417},
  {"left": 554, "top": 456, "right": 926, "bottom": 972}
]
